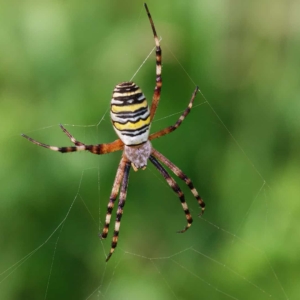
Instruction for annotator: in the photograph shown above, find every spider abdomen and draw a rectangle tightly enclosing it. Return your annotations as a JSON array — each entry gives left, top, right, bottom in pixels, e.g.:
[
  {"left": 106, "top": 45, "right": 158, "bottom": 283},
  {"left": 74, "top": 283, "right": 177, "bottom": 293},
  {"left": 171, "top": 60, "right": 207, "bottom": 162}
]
[{"left": 110, "top": 82, "right": 151, "bottom": 146}]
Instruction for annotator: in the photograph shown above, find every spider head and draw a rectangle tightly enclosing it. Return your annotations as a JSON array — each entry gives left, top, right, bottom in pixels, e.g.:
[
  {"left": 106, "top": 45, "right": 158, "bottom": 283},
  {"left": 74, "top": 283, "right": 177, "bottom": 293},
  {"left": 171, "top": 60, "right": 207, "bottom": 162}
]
[
  {"left": 131, "top": 163, "right": 146, "bottom": 172},
  {"left": 124, "top": 141, "right": 152, "bottom": 172}
]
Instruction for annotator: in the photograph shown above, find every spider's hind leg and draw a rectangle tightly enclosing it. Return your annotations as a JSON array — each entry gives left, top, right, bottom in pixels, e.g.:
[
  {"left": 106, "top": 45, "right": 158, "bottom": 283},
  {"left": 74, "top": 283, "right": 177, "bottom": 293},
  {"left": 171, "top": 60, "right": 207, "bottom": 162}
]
[
  {"left": 144, "top": 3, "right": 163, "bottom": 122},
  {"left": 149, "top": 86, "right": 199, "bottom": 141}
]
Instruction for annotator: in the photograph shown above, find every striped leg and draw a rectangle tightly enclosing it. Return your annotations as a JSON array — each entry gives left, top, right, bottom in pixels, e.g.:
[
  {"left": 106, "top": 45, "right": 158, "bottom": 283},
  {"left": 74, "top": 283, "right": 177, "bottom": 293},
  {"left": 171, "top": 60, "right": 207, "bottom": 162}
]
[
  {"left": 149, "top": 155, "right": 192, "bottom": 233},
  {"left": 100, "top": 156, "right": 127, "bottom": 240},
  {"left": 149, "top": 86, "right": 199, "bottom": 141},
  {"left": 151, "top": 148, "right": 205, "bottom": 215},
  {"left": 21, "top": 132, "right": 124, "bottom": 155},
  {"left": 144, "top": 3, "right": 162, "bottom": 122},
  {"left": 59, "top": 124, "right": 85, "bottom": 146},
  {"left": 59, "top": 124, "right": 125, "bottom": 154},
  {"left": 106, "top": 160, "right": 131, "bottom": 262}
]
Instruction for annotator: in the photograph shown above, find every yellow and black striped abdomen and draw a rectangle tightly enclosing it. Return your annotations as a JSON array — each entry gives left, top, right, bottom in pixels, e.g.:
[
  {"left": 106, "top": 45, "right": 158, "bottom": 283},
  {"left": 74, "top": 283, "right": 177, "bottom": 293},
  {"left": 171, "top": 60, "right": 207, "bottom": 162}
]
[{"left": 110, "top": 82, "right": 151, "bottom": 146}]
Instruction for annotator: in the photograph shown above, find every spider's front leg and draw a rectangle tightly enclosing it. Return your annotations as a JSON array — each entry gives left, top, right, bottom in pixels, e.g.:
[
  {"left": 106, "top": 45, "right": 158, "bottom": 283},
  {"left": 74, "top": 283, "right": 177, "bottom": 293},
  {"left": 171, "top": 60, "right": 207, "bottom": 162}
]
[
  {"left": 100, "top": 157, "right": 127, "bottom": 240},
  {"left": 152, "top": 148, "right": 205, "bottom": 215},
  {"left": 149, "top": 155, "right": 193, "bottom": 233},
  {"left": 104, "top": 159, "right": 131, "bottom": 262}
]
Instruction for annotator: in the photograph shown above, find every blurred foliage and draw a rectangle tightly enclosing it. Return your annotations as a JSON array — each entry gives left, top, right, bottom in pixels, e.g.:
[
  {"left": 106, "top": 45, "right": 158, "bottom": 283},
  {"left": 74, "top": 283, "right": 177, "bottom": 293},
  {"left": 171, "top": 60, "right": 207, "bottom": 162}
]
[{"left": 0, "top": 0, "right": 300, "bottom": 299}]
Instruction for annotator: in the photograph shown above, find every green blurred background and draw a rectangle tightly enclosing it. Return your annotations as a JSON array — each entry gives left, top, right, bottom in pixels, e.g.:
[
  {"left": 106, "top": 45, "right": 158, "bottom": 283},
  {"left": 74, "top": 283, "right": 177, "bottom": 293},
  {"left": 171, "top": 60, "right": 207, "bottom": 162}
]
[{"left": 1, "top": 0, "right": 299, "bottom": 299}]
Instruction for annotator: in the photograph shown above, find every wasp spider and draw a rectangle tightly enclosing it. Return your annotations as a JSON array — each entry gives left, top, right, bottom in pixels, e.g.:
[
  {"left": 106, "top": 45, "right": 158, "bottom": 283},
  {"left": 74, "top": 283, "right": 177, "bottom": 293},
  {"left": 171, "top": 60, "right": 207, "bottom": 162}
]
[{"left": 22, "top": 3, "right": 205, "bottom": 262}]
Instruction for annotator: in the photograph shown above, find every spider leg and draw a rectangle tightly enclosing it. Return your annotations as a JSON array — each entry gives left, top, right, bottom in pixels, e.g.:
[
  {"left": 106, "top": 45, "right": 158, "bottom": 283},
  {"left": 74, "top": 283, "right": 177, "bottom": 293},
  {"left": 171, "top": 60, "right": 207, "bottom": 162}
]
[
  {"left": 21, "top": 132, "right": 124, "bottom": 155},
  {"left": 100, "top": 156, "right": 127, "bottom": 240},
  {"left": 149, "top": 86, "right": 199, "bottom": 141},
  {"left": 59, "top": 124, "right": 85, "bottom": 146},
  {"left": 151, "top": 148, "right": 205, "bottom": 216},
  {"left": 58, "top": 124, "right": 125, "bottom": 154},
  {"left": 106, "top": 160, "right": 131, "bottom": 262},
  {"left": 149, "top": 155, "right": 192, "bottom": 233},
  {"left": 144, "top": 3, "right": 162, "bottom": 122}
]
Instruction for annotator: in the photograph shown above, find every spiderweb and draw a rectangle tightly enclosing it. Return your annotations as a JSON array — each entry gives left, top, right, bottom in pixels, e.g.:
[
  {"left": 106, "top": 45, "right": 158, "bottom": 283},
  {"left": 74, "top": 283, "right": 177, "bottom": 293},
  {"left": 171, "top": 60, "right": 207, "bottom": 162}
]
[{"left": 0, "top": 1, "right": 299, "bottom": 300}]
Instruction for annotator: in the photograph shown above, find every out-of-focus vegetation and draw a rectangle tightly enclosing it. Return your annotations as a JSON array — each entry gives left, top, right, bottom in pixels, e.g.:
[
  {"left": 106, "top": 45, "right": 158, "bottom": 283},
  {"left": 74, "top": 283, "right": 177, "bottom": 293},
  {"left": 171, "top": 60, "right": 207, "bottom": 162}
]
[{"left": 1, "top": 0, "right": 299, "bottom": 299}]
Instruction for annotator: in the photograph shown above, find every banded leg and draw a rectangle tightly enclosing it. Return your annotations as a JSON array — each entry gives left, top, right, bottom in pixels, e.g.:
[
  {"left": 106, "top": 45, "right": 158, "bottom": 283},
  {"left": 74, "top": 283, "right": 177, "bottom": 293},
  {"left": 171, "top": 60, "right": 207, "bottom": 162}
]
[
  {"left": 59, "top": 124, "right": 125, "bottom": 154},
  {"left": 60, "top": 124, "right": 85, "bottom": 146},
  {"left": 151, "top": 148, "right": 205, "bottom": 215},
  {"left": 149, "top": 86, "right": 199, "bottom": 141},
  {"left": 100, "top": 156, "right": 127, "bottom": 240},
  {"left": 21, "top": 133, "right": 124, "bottom": 154},
  {"left": 144, "top": 3, "right": 162, "bottom": 122},
  {"left": 149, "top": 155, "right": 192, "bottom": 233},
  {"left": 106, "top": 160, "right": 131, "bottom": 262}
]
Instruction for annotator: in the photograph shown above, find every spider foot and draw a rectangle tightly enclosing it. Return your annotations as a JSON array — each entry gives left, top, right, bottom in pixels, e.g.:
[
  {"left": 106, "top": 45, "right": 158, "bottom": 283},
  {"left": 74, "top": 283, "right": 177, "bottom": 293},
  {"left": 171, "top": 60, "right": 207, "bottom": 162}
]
[
  {"left": 106, "top": 252, "right": 113, "bottom": 262},
  {"left": 176, "top": 224, "right": 191, "bottom": 233},
  {"left": 198, "top": 206, "right": 205, "bottom": 217},
  {"left": 99, "top": 231, "right": 108, "bottom": 240}
]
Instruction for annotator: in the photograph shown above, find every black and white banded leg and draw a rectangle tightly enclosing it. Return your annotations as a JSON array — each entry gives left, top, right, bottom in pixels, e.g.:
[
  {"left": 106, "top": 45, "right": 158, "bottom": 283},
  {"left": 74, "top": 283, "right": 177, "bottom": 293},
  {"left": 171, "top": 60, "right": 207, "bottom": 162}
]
[
  {"left": 149, "top": 155, "right": 192, "bottom": 233},
  {"left": 151, "top": 148, "right": 205, "bottom": 215},
  {"left": 105, "top": 160, "right": 131, "bottom": 262}
]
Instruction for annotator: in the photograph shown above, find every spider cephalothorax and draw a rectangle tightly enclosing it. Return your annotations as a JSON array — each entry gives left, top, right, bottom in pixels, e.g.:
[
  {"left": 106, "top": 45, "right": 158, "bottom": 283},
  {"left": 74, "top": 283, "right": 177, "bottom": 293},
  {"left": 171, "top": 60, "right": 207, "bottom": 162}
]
[
  {"left": 22, "top": 3, "right": 205, "bottom": 262},
  {"left": 124, "top": 141, "right": 152, "bottom": 171}
]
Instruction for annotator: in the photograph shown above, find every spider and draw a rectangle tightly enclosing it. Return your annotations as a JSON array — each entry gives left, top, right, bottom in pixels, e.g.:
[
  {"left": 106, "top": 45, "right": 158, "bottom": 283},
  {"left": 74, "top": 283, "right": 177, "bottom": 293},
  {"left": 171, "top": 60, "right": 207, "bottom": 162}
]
[{"left": 22, "top": 3, "right": 205, "bottom": 262}]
